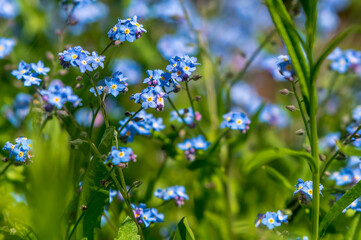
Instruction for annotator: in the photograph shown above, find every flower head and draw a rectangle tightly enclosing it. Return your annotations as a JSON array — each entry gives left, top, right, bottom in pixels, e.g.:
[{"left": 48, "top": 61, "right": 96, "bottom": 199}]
[
  {"left": 220, "top": 112, "right": 251, "bottom": 132},
  {"left": 154, "top": 186, "right": 189, "bottom": 207},
  {"left": 293, "top": 179, "right": 324, "bottom": 203}
]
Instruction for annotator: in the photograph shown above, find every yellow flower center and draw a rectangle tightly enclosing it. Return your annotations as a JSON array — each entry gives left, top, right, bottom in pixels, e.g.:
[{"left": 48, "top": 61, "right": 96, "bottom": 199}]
[
  {"left": 168, "top": 191, "right": 173, "bottom": 195},
  {"left": 21, "top": 70, "right": 26, "bottom": 74},
  {"left": 177, "top": 71, "right": 181, "bottom": 76},
  {"left": 147, "top": 97, "right": 153, "bottom": 102},
  {"left": 38, "top": 68, "right": 43, "bottom": 71},
  {"left": 268, "top": 218, "right": 274, "bottom": 223},
  {"left": 143, "top": 216, "right": 147, "bottom": 220},
  {"left": 54, "top": 97, "right": 60, "bottom": 102},
  {"left": 124, "top": 28, "right": 130, "bottom": 34},
  {"left": 95, "top": 58, "right": 100, "bottom": 62},
  {"left": 72, "top": 54, "right": 77, "bottom": 59},
  {"left": 11, "top": 145, "right": 15, "bottom": 150},
  {"left": 149, "top": 75, "right": 153, "bottom": 79},
  {"left": 173, "top": 63, "right": 176, "bottom": 67},
  {"left": 126, "top": 131, "right": 131, "bottom": 136},
  {"left": 286, "top": 65, "right": 293, "bottom": 71},
  {"left": 112, "top": 26, "right": 117, "bottom": 32},
  {"left": 30, "top": 77, "right": 35, "bottom": 81},
  {"left": 184, "top": 66, "right": 189, "bottom": 71},
  {"left": 118, "top": 152, "right": 124, "bottom": 157},
  {"left": 308, "top": 189, "right": 313, "bottom": 195},
  {"left": 161, "top": 76, "right": 165, "bottom": 80},
  {"left": 98, "top": 86, "right": 103, "bottom": 90},
  {"left": 298, "top": 186, "right": 302, "bottom": 190},
  {"left": 136, "top": 23, "right": 140, "bottom": 27},
  {"left": 186, "top": 143, "right": 191, "bottom": 148},
  {"left": 343, "top": 176, "right": 348, "bottom": 181},
  {"left": 0, "top": 45, "right": 3, "bottom": 50},
  {"left": 28, "top": 144, "right": 33, "bottom": 148},
  {"left": 226, "top": 117, "right": 231, "bottom": 121},
  {"left": 237, "top": 119, "right": 242, "bottom": 125},
  {"left": 111, "top": 84, "right": 117, "bottom": 89},
  {"left": 18, "top": 151, "right": 24, "bottom": 157},
  {"left": 82, "top": 60, "right": 87, "bottom": 65}
]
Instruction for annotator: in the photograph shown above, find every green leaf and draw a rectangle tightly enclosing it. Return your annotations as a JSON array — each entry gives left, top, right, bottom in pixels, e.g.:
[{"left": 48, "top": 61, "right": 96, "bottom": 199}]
[
  {"left": 313, "top": 26, "right": 361, "bottom": 80},
  {"left": 76, "top": 127, "right": 115, "bottom": 240},
  {"left": 245, "top": 148, "right": 315, "bottom": 173},
  {"left": 345, "top": 214, "right": 361, "bottom": 240},
  {"left": 336, "top": 141, "right": 361, "bottom": 157},
  {"left": 300, "top": 0, "right": 318, "bottom": 51},
  {"left": 265, "top": 0, "right": 311, "bottom": 113},
  {"left": 319, "top": 180, "right": 361, "bottom": 237},
  {"left": 262, "top": 166, "right": 294, "bottom": 191},
  {"left": 173, "top": 217, "right": 195, "bottom": 240},
  {"left": 115, "top": 217, "right": 140, "bottom": 240}
]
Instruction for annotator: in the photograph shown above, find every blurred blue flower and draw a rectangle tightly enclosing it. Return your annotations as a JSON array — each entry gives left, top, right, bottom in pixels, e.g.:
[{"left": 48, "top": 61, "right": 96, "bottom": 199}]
[
  {"left": 319, "top": 132, "right": 340, "bottom": 150},
  {"left": 112, "top": 58, "right": 142, "bottom": 85},
  {"left": 154, "top": 186, "right": 189, "bottom": 207},
  {"left": 277, "top": 55, "right": 295, "bottom": 80},
  {"left": 230, "top": 82, "right": 263, "bottom": 114},
  {"left": 177, "top": 135, "right": 210, "bottom": 161},
  {"left": 104, "top": 146, "right": 137, "bottom": 165},
  {"left": 293, "top": 179, "right": 324, "bottom": 203},
  {"left": 157, "top": 34, "right": 198, "bottom": 60},
  {"left": 262, "top": 55, "right": 286, "bottom": 81},
  {"left": 261, "top": 212, "right": 281, "bottom": 230},
  {"left": 0, "top": 0, "right": 19, "bottom": 19},
  {"left": 170, "top": 107, "right": 201, "bottom": 125},
  {"left": 108, "top": 16, "right": 146, "bottom": 42},
  {"left": 259, "top": 104, "right": 290, "bottom": 128},
  {"left": 3, "top": 137, "right": 33, "bottom": 163},
  {"left": 0, "top": 37, "right": 15, "bottom": 59},
  {"left": 131, "top": 203, "right": 164, "bottom": 228},
  {"left": 4, "top": 93, "right": 32, "bottom": 127},
  {"left": 41, "top": 80, "right": 82, "bottom": 109}
]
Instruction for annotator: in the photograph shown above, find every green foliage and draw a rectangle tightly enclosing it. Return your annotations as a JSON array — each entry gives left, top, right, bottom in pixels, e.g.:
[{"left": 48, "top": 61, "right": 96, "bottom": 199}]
[
  {"left": 320, "top": 180, "right": 361, "bottom": 237},
  {"left": 114, "top": 217, "right": 140, "bottom": 240},
  {"left": 173, "top": 217, "right": 195, "bottom": 240},
  {"left": 75, "top": 127, "right": 115, "bottom": 240},
  {"left": 336, "top": 141, "right": 361, "bottom": 157},
  {"left": 262, "top": 166, "right": 294, "bottom": 192},
  {"left": 265, "top": 0, "right": 311, "bottom": 114}
]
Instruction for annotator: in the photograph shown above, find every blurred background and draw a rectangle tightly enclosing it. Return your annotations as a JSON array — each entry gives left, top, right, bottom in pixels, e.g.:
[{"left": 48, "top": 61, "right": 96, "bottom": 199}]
[{"left": 0, "top": 0, "right": 361, "bottom": 239}]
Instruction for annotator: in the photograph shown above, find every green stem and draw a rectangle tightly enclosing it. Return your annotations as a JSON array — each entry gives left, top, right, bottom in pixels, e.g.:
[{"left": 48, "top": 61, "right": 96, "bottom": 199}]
[
  {"left": 89, "top": 106, "right": 100, "bottom": 139},
  {"left": 118, "top": 107, "right": 143, "bottom": 134},
  {"left": 0, "top": 161, "right": 13, "bottom": 177},
  {"left": 229, "top": 29, "right": 276, "bottom": 87},
  {"left": 166, "top": 96, "right": 189, "bottom": 128},
  {"left": 100, "top": 40, "right": 115, "bottom": 55},
  {"left": 67, "top": 211, "right": 86, "bottom": 240},
  {"left": 291, "top": 80, "right": 311, "bottom": 142},
  {"left": 321, "top": 123, "right": 361, "bottom": 178},
  {"left": 310, "top": 82, "right": 320, "bottom": 240}
]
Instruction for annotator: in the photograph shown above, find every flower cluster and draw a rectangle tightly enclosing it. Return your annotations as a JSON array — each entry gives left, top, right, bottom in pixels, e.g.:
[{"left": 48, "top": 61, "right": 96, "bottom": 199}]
[
  {"left": 259, "top": 104, "right": 290, "bottom": 128},
  {"left": 58, "top": 46, "right": 104, "bottom": 73},
  {"left": 178, "top": 135, "right": 210, "bottom": 161},
  {"left": 220, "top": 112, "right": 251, "bottom": 133},
  {"left": 118, "top": 110, "right": 165, "bottom": 142},
  {"left": 293, "top": 179, "right": 324, "bottom": 204},
  {"left": 90, "top": 72, "right": 128, "bottom": 97},
  {"left": 132, "top": 203, "right": 164, "bottom": 228},
  {"left": 5, "top": 93, "right": 32, "bottom": 127},
  {"left": 130, "top": 86, "right": 167, "bottom": 111},
  {"left": 170, "top": 107, "right": 202, "bottom": 125},
  {"left": 166, "top": 55, "right": 200, "bottom": 84},
  {"left": 343, "top": 196, "right": 361, "bottom": 213},
  {"left": 3, "top": 137, "right": 33, "bottom": 162},
  {"left": 104, "top": 146, "right": 137, "bottom": 166},
  {"left": 75, "top": 107, "right": 103, "bottom": 128},
  {"left": 0, "top": 37, "right": 15, "bottom": 59},
  {"left": 108, "top": 16, "right": 146, "bottom": 42},
  {"left": 255, "top": 210, "right": 288, "bottom": 230},
  {"left": 40, "top": 80, "right": 82, "bottom": 109},
  {"left": 327, "top": 47, "right": 361, "bottom": 74},
  {"left": 276, "top": 55, "right": 295, "bottom": 80},
  {"left": 11, "top": 60, "right": 50, "bottom": 87},
  {"left": 154, "top": 186, "right": 189, "bottom": 207}
]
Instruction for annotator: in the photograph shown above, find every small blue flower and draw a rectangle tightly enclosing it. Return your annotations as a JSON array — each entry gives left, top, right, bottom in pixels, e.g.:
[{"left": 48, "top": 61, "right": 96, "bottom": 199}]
[
  {"left": 131, "top": 203, "right": 164, "bottom": 228},
  {"left": 31, "top": 61, "right": 50, "bottom": 75},
  {"left": 41, "top": 80, "right": 82, "bottom": 109},
  {"left": 220, "top": 112, "right": 251, "bottom": 132},
  {"left": 276, "top": 210, "right": 288, "bottom": 223},
  {"left": 104, "top": 146, "right": 137, "bottom": 165},
  {"left": 3, "top": 137, "right": 33, "bottom": 163},
  {"left": 108, "top": 16, "right": 145, "bottom": 42},
  {"left": 352, "top": 105, "right": 361, "bottom": 123},
  {"left": 293, "top": 179, "right": 324, "bottom": 203},
  {"left": 23, "top": 75, "right": 41, "bottom": 87},
  {"left": 277, "top": 55, "right": 295, "bottom": 80},
  {"left": 11, "top": 60, "right": 31, "bottom": 80},
  {"left": 89, "top": 79, "right": 106, "bottom": 96},
  {"left": 0, "top": 37, "right": 16, "bottom": 59},
  {"left": 90, "top": 51, "right": 105, "bottom": 69},
  {"left": 192, "top": 135, "right": 210, "bottom": 151},
  {"left": 154, "top": 186, "right": 189, "bottom": 207},
  {"left": 261, "top": 212, "right": 281, "bottom": 230},
  {"left": 259, "top": 104, "right": 290, "bottom": 128},
  {"left": 330, "top": 168, "right": 353, "bottom": 186},
  {"left": 76, "top": 56, "right": 93, "bottom": 73},
  {"left": 105, "top": 75, "right": 128, "bottom": 97}
]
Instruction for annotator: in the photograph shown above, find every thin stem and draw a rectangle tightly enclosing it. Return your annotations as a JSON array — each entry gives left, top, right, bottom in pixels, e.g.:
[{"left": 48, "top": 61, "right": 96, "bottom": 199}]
[
  {"left": 291, "top": 80, "right": 311, "bottom": 142},
  {"left": 185, "top": 81, "right": 207, "bottom": 138},
  {"left": 166, "top": 97, "right": 188, "bottom": 127},
  {"left": 118, "top": 107, "right": 143, "bottom": 134},
  {"left": 89, "top": 106, "right": 100, "bottom": 139},
  {"left": 321, "top": 123, "right": 361, "bottom": 177},
  {"left": 229, "top": 29, "right": 276, "bottom": 87},
  {"left": 0, "top": 161, "right": 13, "bottom": 177},
  {"left": 103, "top": 213, "right": 118, "bottom": 233},
  {"left": 67, "top": 211, "right": 86, "bottom": 240},
  {"left": 85, "top": 72, "right": 109, "bottom": 128},
  {"left": 100, "top": 40, "right": 115, "bottom": 55}
]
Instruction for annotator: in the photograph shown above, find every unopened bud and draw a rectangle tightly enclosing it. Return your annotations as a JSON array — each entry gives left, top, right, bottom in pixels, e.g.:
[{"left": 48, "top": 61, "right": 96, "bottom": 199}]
[
  {"left": 279, "top": 89, "right": 290, "bottom": 95},
  {"left": 133, "top": 117, "right": 144, "bottom": 122},
  {"left": 114, "top": 40, "right": 122, "bottom": 46},
  {"left": 2, "top": 157, "right": 8, "bottom": 162},
  {"left": 183, "top": 108, "right": 189, "bottom": 114},
  {"left": 124, "top": 111, "right": 131, "bottom": 117},
  {"left": 56, "top": 29, "right": 62, "bottom": 36},
  {"left": 191, "top": 75, "right": 202, "bottom": 81},
  {"left": 46, "top": 51, "right": 54, "bottom": 60},
  {"left": 58, "top": 69, "right": 68, "bottom": 75},
  {"left": 336, "top": 152, "right": 346, "bottom": 161},
  {"left": 285, "top": 105, "right": 296, "bottom": 112},
  {"left": 295, "top": 129, "right": 305, "bottom": 135},
  {"left": 189, "top": 123, "right": 196, "bottom": 129},
  {"left": 75, "top": 83, "right": 84, "bottom": 89},
  {"left": 80, "top": 132, "right": 88, "bottom": 138},
  {"left": 93, "top": 72, "right": 100, "bottom": 80},
  {"left": 319, "top": 154, "right": 326, "bottom": 161},
  {"left": 173, "top": 85, "right": 182, "bottom": 93},
  {"left": 81, "top": 205, "right": 88, "bottom": 211},
  {"left": 304, "top": 145, "right": 311, "bottom": 152},
  {"left": 76, "top": 76, "right": 83, "bottom": 82},
  {"left": 194, "top": 96, "right": 201, "bottom": 101}
]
